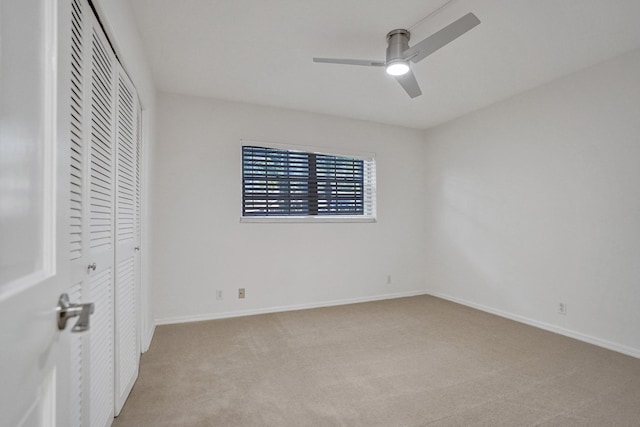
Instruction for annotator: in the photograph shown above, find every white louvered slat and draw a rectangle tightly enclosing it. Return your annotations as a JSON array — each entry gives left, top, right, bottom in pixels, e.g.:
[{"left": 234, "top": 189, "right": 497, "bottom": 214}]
[
  {"left": 135, "top": 103, "right": 142, "bottom": 243},
  {"left": 363, "top": 158, "right": 377, "bottom": 218},
  {"left": 89, "top": 28, "right": 114, "bottom": 251},
  {"left": 89, "top": 268, "right": 113, "bottom": 427},
  {"left": 68, "top": 2, "right": 90, "bottom": 426},
  {"left": 135, "top": 102, "right": 142, "bottom": 249},
  {"left": 116, "top": 257, "right": 137, "bottom": 390},
  {"left": 69, "top": 0, "right": 84, "bottom": 261},
  {"left": 116, "top": 76, "right": 136, "bottom": 243},
  {"left": 68, "top": 281, "right": 84, "bottom": 427}
]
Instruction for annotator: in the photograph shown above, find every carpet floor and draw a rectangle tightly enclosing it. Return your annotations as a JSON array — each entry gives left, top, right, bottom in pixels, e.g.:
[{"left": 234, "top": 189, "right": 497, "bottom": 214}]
[{"left": 113, "top": 296, "right": 640, "bottom": 426}]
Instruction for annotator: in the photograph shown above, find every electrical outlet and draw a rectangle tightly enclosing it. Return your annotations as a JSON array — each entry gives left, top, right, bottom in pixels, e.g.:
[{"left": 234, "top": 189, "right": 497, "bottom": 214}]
[
  {"left": 216, "top": 290, "right": 223, "bottom": 300},
  {"left": 387, "top": 275, "right": 392, "bottom": 284},
  {"left": 558, "top": 302, "right": 567, "bottom": 315},
  {"left": 238, "top": 288, "right": 245, "bottom": 299}
]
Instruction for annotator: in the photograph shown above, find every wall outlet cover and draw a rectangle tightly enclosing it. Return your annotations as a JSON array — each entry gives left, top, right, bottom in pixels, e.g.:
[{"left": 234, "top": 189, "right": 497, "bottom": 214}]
[{"left": 558, "top": 302, "right": 567, "bottom": 315}]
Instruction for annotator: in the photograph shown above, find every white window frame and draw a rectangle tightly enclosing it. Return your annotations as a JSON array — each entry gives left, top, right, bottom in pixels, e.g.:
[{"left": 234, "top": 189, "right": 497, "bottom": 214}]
[{"left": 240, "top": 139, "right": 377, "bottom": 223}]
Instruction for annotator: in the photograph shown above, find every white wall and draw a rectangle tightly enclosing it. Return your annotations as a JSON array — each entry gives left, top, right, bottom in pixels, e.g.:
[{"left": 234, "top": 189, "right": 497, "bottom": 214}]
[
  {"left": 423, "top": 48, "right": 640, "bottom": 357},
  {"left": 153, "top": 93, "right": 427, "bottom": 323},
  {"left": 94, "top": 0, "right": 157, "bottom": 350}
]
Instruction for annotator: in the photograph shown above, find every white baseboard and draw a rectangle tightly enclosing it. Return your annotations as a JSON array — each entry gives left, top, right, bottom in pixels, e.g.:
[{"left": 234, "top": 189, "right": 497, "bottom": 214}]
[
  {"left": 155, "top": 290, "right": 430, "bottom": 326},
  {"left": 426, "top": 290, "right": 640, "bottom": 359}
]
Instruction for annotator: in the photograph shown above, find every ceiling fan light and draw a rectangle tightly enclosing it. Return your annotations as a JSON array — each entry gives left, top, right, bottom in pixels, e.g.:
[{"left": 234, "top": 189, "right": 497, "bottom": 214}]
[{"left": 386, "top": 61, "right": 410, "bottom": 76}]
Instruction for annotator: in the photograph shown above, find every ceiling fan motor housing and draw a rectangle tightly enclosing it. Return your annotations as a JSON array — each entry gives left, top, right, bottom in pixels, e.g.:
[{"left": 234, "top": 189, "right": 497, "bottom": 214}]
[
  {"left": 386, "top": 29, "right": 410, "bottom": 63},
  {"left": 312, "top": 13, "right": 480, "bottom": 98}
]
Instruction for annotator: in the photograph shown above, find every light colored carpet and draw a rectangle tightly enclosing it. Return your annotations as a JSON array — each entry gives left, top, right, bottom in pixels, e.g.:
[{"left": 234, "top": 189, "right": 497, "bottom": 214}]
[{"left": 114, "top": 296, "right": 640, "bottom": 426}]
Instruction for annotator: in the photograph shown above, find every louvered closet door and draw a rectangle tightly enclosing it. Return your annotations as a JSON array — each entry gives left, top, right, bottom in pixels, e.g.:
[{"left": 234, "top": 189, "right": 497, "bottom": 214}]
[
  {"left": 67, "top": 1, "right": 143, "bottom": 425},
  {"left": 88, "top": 15, "right": 116, "bottom": 427},
  {"left": 134, "top": 98, "right": 143, "bottom": 357},
  {"left": 67, "top": 0, "right": 118, "bottom": 425},
  {"left": 87, "top": 12, "right": 117, "bottom": 427},
  {"left": 88, "top": 10, "right": 116, "bottom": 427},
  {"left": 114, "top": 65, "right": 140, "bottom": 415},
  {"left": 135, "top": 94, "right": 143, "bottom": 342},
  {"left": 68, "top": 0, "right": 87, "bottom": 424}
]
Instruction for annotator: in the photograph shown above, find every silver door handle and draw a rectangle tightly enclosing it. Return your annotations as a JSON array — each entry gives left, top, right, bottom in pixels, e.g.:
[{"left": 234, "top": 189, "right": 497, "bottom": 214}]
[
  {"left": 57, "top": 293, "right": 95, "bottom": 332},
  {"left": 87, "top": 262, "right": 97, "bottom": 272}
]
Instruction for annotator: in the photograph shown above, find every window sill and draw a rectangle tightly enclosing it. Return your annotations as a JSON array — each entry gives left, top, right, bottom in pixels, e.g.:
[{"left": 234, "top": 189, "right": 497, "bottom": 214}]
[{"left": 240, "top": 216, "right": 377, "bottom": 224}]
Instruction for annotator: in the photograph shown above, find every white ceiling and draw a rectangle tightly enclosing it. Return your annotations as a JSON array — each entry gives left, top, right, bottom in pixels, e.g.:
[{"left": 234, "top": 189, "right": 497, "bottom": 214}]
[{"left": 129, "top": 0, "right": 640, "bottom": 130}]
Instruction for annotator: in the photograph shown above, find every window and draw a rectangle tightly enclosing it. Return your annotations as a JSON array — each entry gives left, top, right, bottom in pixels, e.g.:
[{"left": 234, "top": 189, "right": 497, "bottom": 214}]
[{"left": 241, "top": 142, "right": 376, "bottom": 222}]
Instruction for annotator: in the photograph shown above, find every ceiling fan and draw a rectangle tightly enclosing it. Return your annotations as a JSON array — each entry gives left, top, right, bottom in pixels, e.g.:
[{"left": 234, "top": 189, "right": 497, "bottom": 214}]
[{"left": 313, "top": 13, "right": 481, "bottom": 99}]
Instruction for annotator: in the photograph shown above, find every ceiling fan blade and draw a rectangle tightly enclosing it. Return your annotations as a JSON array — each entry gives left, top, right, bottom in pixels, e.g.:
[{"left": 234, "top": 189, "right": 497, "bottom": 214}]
[
  {"left": 403, "top": 13, "right": 480, "bottom": 64},
  {"left": 394, "top": 69, "right": 422, "bottom": 98},
  {"left": 313, "top": 58, "right": 385, "bottom": 67}
]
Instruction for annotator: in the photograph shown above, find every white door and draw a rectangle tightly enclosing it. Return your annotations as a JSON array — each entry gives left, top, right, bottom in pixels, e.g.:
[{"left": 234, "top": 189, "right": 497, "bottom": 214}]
[
  {"left": 75, "top": 1, "right": 118, "bottom": 425},
  {"left": 2, "top": 1, "right": 142, "bottom": 425},
  {"left": 70, "top": 0, "right": 143, "bottom": 423},
  {"left": 114, "top": 65, "right": 141, "bottom": 415},
  {"left": 0, "top": 0, "right": 73, "bottom": 425},
  {"left": 86, "top": 22, "right": 117, "bottom": 427},
  {"left": 68, "top": 0, "right": 119, "bottom": 424}
]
